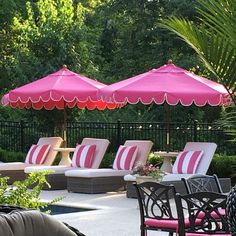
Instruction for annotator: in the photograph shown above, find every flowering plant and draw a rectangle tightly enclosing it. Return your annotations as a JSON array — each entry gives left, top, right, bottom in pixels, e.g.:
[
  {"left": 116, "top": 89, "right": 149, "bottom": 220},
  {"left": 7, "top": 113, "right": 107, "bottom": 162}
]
[{"left": 132, "top": 162, "right": 165, "bottom": 180}]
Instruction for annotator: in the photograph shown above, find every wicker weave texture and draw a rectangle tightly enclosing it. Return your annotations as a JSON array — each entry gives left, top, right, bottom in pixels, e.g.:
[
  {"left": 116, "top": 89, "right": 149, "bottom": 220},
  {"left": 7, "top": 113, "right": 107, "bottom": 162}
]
[{"left": 227, "top": 185, "right": 236, "bottom": 235}]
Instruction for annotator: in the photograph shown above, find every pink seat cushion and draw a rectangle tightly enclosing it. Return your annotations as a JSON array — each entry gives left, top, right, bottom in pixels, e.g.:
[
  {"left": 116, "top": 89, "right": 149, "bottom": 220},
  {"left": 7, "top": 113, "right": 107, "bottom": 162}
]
[
  {"left": 186, "top": 234, "right": 231, "bottom": 236},
  {"left": 172, "top": 150, "right": 204, "bottom": 174},
  {"left": 25, "top": 144, "right": 51, "bottom": 164},
  {"left": 113, "top": 145, "right": 137, "bottom": 170},
  {"left": 197, "top": 208, "right": 225, "bottom": 218},
  {"left": 144, "top": 218, "right": 196, "bottom": 229},
  {"left": 71, "top": 144, "right": 96, "bottom": 168}
]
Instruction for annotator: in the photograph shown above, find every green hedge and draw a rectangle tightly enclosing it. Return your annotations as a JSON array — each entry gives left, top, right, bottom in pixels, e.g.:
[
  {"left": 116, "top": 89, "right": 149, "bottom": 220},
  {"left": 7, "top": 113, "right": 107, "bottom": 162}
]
[
  {"left": 207, "top": 154, "right": 236, "bottom": 179},
  {"left": 0, "top": 148, "right": 25, "bottom": 162}
]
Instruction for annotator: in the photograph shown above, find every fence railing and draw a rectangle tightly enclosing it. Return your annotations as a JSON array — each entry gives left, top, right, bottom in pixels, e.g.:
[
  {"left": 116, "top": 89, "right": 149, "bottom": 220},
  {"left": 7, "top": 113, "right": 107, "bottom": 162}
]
[{"left": 0, "top": 120, "right": 235, "bottom": 155}]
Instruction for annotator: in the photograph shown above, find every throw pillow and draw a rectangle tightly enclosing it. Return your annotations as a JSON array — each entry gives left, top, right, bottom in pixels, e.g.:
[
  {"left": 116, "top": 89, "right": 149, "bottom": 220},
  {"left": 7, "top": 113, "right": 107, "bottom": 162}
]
[
  {"left": 113, "top": 145, "right": 137, "bottom": 170},
  {"left": 25, "top": 144, "right": 51, "bottom": 164},
  {"left": 172, "top": 150, "right": 204, "bottom": 174},
  {"left": 71, "top": 144, "right": 96, "bottom": 168}
]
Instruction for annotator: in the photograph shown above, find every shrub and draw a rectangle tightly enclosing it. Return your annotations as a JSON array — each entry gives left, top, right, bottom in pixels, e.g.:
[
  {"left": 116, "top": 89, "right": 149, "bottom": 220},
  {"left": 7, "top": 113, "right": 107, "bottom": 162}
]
[
  {"left": 147, "top": 152, "right": 163, "bottom": 168},
  {"left": 207, "top": 154, "right": 236, "bottom": 179},
  {"left": 100, "top": 152, "right": 114, "bottom": 168},
  {"left": 0, "top": 171, "right": 63, "bottom": 210},
  {"left": 0, "top": 148, "right": 25, "bottom": 162}
]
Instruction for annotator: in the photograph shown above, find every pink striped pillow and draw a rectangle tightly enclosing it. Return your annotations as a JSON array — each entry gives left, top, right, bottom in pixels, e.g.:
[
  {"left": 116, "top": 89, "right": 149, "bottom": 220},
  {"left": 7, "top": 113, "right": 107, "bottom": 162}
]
[
  {"left": 172, "top": 150, "right": 204, "bottom": 174},
  {"left": 25, "top": 144, "right": 51, "bottom": 164},
  {"left": 113, "top": 145, "right": 138, "bottom": 170},
  {"left": 71, "top": 144, "right": 96, "bottom": 168}
]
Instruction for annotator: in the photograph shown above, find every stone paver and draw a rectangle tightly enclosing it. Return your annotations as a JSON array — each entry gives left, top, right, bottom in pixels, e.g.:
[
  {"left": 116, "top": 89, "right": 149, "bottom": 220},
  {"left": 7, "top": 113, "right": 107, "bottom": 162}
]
[{"left": 40, "top": 190, "right": 169, "bottom": 236}]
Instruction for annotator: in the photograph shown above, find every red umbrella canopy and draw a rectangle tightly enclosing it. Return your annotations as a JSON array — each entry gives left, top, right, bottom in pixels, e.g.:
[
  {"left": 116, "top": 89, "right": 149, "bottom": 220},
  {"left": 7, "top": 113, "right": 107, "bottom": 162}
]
[
  {"left": 99, "top": 61, "right": 231, "bottom": 106},
  {"left": 1, "top": 66, "right": 121, "bottom": 110}
]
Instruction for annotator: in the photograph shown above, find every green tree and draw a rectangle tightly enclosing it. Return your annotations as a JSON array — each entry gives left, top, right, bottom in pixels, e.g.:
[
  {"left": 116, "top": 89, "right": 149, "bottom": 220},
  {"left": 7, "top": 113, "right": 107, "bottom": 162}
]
[
  {"left": 161, "top": 0, "right": 236, "bottom": 140},
  {"left": 161, "top": 0, "right": 236, "bottom": 104},
  {"left": 0, "top": 0, "right": 105, "bottom": 124},
  {"left": 97, "top": 0, "right": 202, "bottom": 84}
]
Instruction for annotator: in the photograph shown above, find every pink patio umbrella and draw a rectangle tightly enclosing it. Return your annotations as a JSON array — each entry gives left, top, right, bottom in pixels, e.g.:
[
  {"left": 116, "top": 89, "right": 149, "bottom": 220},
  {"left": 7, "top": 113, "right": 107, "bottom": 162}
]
[
  {"left": 99, "top": 60, "right": 232, "bottom": 150},
  {"left": 1, "top": 66, "right": 122, "bottom": 144}
]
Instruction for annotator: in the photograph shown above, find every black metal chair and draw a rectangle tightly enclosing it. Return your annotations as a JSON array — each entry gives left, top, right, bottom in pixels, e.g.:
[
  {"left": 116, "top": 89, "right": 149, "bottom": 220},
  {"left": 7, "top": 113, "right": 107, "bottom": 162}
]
[
  {"left": 182, "top": 174, "right": 223, "bottom": 194},
  {"left": 133, "top": 181, "right": 178, "bottom": 236},
  {"left": 175, "top": 191, "right": 230, "bottom": 236}
]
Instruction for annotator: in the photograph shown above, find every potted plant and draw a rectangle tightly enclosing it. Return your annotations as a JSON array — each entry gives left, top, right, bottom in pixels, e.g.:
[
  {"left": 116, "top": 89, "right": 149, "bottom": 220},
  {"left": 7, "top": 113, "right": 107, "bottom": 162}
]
[{"left": 132, "top": 162, "right": 166, "bottom": 184}]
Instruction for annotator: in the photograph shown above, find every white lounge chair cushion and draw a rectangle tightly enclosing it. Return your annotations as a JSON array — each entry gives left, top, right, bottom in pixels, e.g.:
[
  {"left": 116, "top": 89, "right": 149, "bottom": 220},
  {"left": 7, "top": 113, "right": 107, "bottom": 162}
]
[
  {"left": 24, "top": 165, "right": 77, "bottom": 174},
  {"left": 25, "top": 144, "right": 51, "bottom": 164},
  {"left": 65, "top": 169, "right": 132, "bottom": 178},
  {"left": 0, "top": 163, "right": 37, "bottom": 171},
  {"left": 162, "top": 173, "right": 194, "bottom": 181},
  {"left": 71, "top": 144, "right": 96, "bottom": 168},
  {"left": 172, "top": 150, "right": 203, "bottom": 174},
  {"left": 113, "top": 145, "right": 137, "bottom": 170},
  {"left": 124, "top": 174, "right": 137, "bottom": 182}
]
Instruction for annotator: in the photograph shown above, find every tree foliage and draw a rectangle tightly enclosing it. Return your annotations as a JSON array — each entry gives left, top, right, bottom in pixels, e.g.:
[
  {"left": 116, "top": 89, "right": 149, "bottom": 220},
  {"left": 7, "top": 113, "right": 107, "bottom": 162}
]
[
  {"left": 161, "top": 0, "right": 236, "bottom": 104},
  {"left": 0, "top": 171, "right": 63, "bottom": 209},
  {"left": 161, "top": 0, "right": 236, "bottom": 140},
  {"left": 0, "top": 0, "right": 222, "bottom": 123}
]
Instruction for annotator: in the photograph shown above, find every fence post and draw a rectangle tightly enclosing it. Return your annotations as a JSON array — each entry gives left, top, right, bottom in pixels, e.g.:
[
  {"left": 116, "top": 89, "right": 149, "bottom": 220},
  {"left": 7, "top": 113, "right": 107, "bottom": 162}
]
[
  {"left": 117, "top": 119, "right": 121, "bottom": 148},
  {"left": 193, "top": 120, "right": 198, "bottom": 142},
  {"left": 20, "top": 120, "right": 25, "bottom": 153}
]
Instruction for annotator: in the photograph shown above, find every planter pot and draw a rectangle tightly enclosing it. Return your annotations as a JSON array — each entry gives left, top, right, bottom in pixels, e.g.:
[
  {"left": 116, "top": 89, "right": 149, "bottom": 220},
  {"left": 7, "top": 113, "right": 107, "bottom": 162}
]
[{"left": 136, "top": 176, "right": 161, "bottom": 184}]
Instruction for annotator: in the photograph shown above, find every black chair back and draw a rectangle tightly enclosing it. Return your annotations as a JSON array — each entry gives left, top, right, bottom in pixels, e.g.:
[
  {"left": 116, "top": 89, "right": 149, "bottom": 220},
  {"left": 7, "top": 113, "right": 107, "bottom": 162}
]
[
  {"left": 134, "top": 182, "right": 177, "bottom": 221},
  {"left": 175, "top": 191, "right": 229, "bottom": 236},
  {"left": 182, "top": 174, "right": 223, "bottom": 194}
]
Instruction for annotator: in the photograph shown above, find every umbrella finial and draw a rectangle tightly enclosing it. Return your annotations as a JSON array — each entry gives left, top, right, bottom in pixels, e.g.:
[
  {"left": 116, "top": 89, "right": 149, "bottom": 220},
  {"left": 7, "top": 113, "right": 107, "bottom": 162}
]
[
  {"left": 63, "top": 64, "right": 67, "bottom": 69},
  {"left": 167, "top": 59, "right": 173, "bottom": 64}
]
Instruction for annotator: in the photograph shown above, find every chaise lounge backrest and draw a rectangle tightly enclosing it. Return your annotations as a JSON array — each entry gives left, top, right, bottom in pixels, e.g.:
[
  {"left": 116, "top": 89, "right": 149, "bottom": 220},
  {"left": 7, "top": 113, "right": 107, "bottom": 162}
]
[
  {"left": 124, "top": 140, "right": 153, "bottom": 168},
  {"left": 162, "top": 142, "right": 217, "bottom": 182},
  {"left": 183, "top": 142, "right": 217, "bottom": 175},
  {"left": 37, "top": 137, "right": 64, "bottom": 165},
  {"left": 81, "top": 138, "right": 110, "bottom": 168}
]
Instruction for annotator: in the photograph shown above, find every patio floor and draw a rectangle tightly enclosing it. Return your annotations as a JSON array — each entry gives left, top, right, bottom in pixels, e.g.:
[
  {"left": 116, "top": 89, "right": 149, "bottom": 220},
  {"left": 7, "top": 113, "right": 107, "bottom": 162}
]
[{"left": 40, "top": 190, "right": 169, "bottom": 236}]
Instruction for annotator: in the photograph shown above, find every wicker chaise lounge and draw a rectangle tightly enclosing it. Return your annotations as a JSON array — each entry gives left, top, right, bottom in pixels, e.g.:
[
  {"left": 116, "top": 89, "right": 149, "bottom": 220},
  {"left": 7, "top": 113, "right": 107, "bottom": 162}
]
[
  {"left": 65, "top": 140, "right": 153, "bottom": 194},
  {"left": 0, "top": 137, "right": 63, "bottom": 184},
  {"left": 125, "top": 142, "right": 218, "bottom": 197},
  {"left": 24, "top": 138, "right": 110, "bottom": 190},
  {"left": 161, "top": 142, "right": 218, "bottom": 193}
]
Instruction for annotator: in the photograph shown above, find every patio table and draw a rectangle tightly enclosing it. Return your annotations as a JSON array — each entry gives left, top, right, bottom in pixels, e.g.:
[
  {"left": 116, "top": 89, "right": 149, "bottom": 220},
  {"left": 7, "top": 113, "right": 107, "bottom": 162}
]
[
  {"left": 154, "top": 151, "right": 178, "bottom": 173},
  {"left": 54, "top": 147, "right": 75, "bottom": 166}
]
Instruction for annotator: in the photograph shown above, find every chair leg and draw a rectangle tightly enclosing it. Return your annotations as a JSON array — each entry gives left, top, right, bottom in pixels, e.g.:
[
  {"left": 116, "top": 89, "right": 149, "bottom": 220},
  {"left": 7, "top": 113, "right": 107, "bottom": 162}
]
[
  {"left": 168, "top": 232, "right": 173, "bottom": 236},
  {"left": 141, "top": 228, "right": 146, "bottom": 236}
]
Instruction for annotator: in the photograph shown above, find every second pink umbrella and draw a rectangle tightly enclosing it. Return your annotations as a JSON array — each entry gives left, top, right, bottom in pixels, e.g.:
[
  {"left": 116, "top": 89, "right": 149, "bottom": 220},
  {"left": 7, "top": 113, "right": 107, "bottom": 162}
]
[{"left": 100, "top": 60, "right": 232, "bottom": 150}]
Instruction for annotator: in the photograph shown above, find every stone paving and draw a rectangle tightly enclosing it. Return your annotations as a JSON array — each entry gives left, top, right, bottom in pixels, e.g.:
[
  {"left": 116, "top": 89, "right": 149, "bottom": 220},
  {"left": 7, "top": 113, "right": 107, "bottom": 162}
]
[{"left": 40, "top": 190, "right": 169, "bottom": 236}]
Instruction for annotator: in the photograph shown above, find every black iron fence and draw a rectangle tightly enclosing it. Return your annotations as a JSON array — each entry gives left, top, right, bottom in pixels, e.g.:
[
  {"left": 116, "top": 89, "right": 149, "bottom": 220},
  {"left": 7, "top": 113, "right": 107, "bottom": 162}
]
[{"left": 0, "top": 120, "right": 235, "bottom": 155}]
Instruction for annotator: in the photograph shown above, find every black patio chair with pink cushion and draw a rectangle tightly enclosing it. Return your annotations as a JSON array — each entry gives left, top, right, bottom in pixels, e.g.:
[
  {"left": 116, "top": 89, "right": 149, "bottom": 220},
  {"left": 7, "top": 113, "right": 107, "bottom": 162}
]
[
  {"left": 133, "top": 181, "right": 179, "bottom": 236},
  {"left": 175, "top": 191, "right": 230, "bottom": 236}
]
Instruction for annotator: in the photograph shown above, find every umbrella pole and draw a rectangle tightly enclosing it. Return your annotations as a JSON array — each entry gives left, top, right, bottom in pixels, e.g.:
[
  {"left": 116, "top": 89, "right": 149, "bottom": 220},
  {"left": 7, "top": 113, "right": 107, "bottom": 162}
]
[
  {"left": 165, "top": 105, "right": 171, "bottom": 152},
  {"left": 63, "top": 107, "right": 67, "bottom": 147}
]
